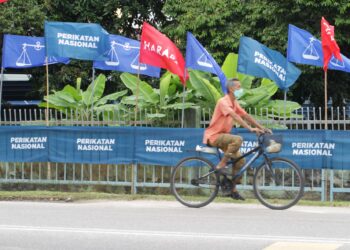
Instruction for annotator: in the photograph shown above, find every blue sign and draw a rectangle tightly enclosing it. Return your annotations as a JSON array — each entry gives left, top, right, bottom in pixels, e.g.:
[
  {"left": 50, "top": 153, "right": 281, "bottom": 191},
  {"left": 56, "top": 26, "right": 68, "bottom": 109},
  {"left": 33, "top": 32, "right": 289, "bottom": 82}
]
[
  {"left": 48, "top": 126, "right": 135, "bottom": 164},
  {"left": 93, "top": 35, "right": 161, "bottom": 78},
  {"left": 44, "top": 21, "right": 109, "bottom": 61},
  {"left": 0, "top": 126, "right": 349, "bottom": 170},
  {"left": 238, "top": 36, "right": 301, "bottom": 91},
  {"left": 134, "top": 127, "right": 206, "bottom": 165},
  {"left": 287, "top": 24, "right": 350, "bottom": 73},
  {"left": 186, "top": 32, "right": 227, "bottom": 93},
  {"left": 1, "top": 34, "right": 70, "bottom": 69},
  {"left": 0, "top": 126, "right": 48, "bottom": 162}
]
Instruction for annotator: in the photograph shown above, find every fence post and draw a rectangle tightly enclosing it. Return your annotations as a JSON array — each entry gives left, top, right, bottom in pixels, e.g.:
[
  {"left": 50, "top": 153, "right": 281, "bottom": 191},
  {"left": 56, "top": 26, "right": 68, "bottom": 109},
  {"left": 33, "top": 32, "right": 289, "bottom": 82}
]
[
  {"left": 131, "top": 164, "right": 138, "bottom": 194},
  {"left": 330, "top": 170, "right": 334, "bottom": 202},
  {"left": 321, "top": 169, "right": 327, "bottom": 201},
  {"left": 184, "top": 107, "right": 201, "bottom": 128}
]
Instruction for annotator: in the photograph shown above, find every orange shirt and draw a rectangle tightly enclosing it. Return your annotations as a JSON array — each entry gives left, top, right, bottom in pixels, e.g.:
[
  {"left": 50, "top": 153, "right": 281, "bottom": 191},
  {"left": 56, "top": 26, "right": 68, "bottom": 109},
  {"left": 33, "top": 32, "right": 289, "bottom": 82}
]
[{"left": 203, "top": 95, "right": 247, "bottom": 144}]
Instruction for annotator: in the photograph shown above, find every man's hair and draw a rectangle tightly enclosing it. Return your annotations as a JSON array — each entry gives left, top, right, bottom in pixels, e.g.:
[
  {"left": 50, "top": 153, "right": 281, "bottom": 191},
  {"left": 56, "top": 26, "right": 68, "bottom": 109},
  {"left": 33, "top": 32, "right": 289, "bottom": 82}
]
[{"left": 225, "top": 78, "right": 240, "bottom": 92}]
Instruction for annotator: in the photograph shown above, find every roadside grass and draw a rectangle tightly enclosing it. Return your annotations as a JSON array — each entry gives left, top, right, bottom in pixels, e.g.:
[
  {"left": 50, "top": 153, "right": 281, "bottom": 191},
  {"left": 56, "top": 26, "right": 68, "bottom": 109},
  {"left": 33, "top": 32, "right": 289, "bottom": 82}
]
[{"left": 0, "top": 190, "right": 349, "bottom": 207}]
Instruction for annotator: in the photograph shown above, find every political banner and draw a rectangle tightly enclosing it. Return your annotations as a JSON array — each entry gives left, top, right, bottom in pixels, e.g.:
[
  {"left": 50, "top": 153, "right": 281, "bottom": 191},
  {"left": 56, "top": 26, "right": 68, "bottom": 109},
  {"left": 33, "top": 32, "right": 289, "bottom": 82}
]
[
  {"left": 0, "top": 126, "right": 349, "bottom": 169},
  {"left": 186, "top": 32, "right": 227, "bottom": 93},
  {"left": 93, "top": 35, "right": 161, "bottom": 78},
  {"left": 0, "top": 126, "right": 48, "bottom": 162},
  {"left": 44, "top": 21, "right": 109, "bottom": 61},
  {"left": 1, "top": 34, "right": 70, "bottom": 69},
  {"left": 238, "top": 36, "right": 301, "bottom": 91},
  {"left": 48, "top": 126, "right": 135, "bottom": 164},
  {"left": 134, "top": 127, "right": 207, "bottom": 166},
  {"left": 287, "top": 24, "right": 350, "bottom": 73}
]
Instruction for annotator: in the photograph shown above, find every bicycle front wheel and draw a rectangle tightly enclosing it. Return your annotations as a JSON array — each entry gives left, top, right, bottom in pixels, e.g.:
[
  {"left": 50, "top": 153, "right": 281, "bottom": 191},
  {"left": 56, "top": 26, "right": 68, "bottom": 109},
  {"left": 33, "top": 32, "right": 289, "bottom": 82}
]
[
  {"left": 253, "top": 157, "right": 304, "bottom": 210},
  {"left": 171, "top": 156, "right": 219, "bottom": 208}
]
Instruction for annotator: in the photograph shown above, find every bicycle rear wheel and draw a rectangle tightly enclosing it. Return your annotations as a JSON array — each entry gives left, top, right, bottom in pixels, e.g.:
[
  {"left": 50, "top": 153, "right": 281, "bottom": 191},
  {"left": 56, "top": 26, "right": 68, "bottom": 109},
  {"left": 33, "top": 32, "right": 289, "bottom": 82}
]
[
  {"left": 171, "top": 156, "right": 219, "bottom": 208},
  {"left": 253, "top": 157, "right": 304, "bottom": 210}
]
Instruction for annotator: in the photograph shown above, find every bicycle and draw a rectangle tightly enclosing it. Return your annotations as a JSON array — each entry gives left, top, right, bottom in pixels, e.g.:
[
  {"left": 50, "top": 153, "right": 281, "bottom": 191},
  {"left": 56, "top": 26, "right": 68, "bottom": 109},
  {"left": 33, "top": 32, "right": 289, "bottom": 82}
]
[{"left": 170, "top": 133, "right": 304, "bottom": 210}]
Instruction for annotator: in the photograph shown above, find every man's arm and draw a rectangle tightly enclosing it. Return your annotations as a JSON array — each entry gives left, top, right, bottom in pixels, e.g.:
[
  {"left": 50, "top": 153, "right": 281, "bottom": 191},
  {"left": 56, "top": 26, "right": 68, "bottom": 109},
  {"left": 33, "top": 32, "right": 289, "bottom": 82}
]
[
  {"left": 229, "top": 111, "right": 262, "bottom": 133},
  {"left": 243, "top": 113, "right": 272, "bottom": 133}
]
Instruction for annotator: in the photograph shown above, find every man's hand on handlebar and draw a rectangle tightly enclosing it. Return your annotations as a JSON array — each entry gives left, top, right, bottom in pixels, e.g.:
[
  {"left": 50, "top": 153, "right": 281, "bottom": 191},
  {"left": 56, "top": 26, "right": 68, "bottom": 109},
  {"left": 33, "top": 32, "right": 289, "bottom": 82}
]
[
  {"left": 250, "top": 127, "right": 265, "bottom": 134},
  {"left": 263, "top": 127, "right": 272, "bottom": 134}
]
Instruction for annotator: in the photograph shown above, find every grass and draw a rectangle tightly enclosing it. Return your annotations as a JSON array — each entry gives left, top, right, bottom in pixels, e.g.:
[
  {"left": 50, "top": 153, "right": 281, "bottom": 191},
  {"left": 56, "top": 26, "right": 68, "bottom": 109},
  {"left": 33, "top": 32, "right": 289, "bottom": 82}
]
[{"left": 0, "top": 190, "right": 349, "bottom": 207}]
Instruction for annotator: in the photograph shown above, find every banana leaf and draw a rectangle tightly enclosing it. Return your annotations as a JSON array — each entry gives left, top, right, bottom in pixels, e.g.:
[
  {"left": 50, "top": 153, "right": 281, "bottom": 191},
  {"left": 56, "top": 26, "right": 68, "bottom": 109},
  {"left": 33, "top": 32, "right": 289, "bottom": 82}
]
[
  {"left": 160, "top": 72, "right": 171, "bottom": 107},
  {"left": 120, "top": 73, "right": 159, "bottom": 104},
  {"left": 189, "top": 71, "right": 221, "bottom": 108},
  {"left": 82, "top": 74, "right": 106, "bottom": 106},
  {"left": 62, "top": 85, "right": 82, "bottom": 101},
  {"left": 161, "top": 102, "right": 196, "bottom": 110},
  {"left": 94, "top": 90, "right": 128, "bottom": 106},
  {"left": 222, "top": 53, "right": 238, "bottom": 79}
]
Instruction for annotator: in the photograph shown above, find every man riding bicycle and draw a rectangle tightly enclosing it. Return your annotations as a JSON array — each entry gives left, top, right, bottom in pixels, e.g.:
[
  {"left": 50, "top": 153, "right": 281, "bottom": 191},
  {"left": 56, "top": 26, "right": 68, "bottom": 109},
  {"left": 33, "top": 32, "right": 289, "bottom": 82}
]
[{"left": 203, "top": 78, "right": 271, "bottom": 200}]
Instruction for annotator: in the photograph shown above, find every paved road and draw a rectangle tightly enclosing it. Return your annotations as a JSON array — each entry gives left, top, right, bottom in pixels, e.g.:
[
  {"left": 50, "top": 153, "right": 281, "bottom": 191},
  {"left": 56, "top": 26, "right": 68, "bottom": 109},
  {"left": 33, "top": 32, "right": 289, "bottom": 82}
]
[{"left": 0, "top": 200, "right": 349, "bottom": 250}]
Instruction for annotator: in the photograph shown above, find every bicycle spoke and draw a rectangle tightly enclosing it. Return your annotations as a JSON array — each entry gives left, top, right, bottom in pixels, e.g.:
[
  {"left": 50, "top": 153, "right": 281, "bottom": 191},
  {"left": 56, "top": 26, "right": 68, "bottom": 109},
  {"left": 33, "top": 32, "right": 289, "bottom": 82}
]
[
  {"left": 253, "top": 157, "right": 304, "bottom": 210},
  {"left": 171, "top": 157, "right": 219, "bottom": 208}
]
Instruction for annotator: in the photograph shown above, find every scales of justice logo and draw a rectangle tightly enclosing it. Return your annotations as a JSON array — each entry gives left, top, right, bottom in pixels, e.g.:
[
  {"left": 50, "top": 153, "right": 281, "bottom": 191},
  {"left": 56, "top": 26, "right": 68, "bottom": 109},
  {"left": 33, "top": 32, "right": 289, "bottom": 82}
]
[
  {"left": 196, "top": 47, "right": 214, "bottom": 68},
  {"left": 104, "top": 40, "right": 147, "bottom": 70},
  {"left": 16, "top": 41, "right": 60, "bottom": 67},
  {"left": 303, "top": 36, "right": 344, "bottom": 68}
]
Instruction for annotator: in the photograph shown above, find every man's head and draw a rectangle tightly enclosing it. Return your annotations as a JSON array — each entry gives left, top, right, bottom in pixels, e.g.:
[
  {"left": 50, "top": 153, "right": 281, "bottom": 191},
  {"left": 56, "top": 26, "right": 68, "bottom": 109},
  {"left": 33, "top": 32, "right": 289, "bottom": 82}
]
[{"left": 225, "top": 78, "right": 241, "bottom": 94}]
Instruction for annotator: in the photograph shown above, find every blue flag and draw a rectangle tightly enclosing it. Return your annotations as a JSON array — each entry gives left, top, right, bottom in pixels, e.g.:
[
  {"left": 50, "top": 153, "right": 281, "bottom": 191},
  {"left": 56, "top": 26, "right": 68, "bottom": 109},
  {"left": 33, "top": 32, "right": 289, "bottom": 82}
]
[
  {"left": 44, "top": 21, "right": 109, "bottom": 61},
  {"left": 1, "top": 34, "right": 70, "bottom": 69},
  {"left": 93, "top": 35, "right": 161, "bottom": 78},
  {"left": 186, "top": 32, "right": 227, "bottom": 93},
  {"left": 287, "top": 24, "right": 350, "bottom": 73},
  {"left": 238, "top": 36, "right": 301, "bottom": 91}
]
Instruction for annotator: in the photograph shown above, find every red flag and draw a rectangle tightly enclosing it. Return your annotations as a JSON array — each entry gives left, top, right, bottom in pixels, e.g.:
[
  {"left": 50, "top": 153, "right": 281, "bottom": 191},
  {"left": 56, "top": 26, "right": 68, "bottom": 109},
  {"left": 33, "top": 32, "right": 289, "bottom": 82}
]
[
  {"left": 140, "top": 22, "right": 188, "bottom": 84},
  {"left": 0, "top": 0, "right": 8, "bottom": 3},
  {"left": 321, "top": 17, "right": 342, "bottom": 71}
]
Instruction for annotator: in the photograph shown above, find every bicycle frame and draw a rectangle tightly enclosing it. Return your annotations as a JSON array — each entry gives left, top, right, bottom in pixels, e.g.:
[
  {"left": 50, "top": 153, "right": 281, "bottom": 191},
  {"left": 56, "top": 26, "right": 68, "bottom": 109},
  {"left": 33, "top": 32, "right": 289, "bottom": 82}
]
[{"left": 201, "top": 143, "right": 273, "bottom": 183}]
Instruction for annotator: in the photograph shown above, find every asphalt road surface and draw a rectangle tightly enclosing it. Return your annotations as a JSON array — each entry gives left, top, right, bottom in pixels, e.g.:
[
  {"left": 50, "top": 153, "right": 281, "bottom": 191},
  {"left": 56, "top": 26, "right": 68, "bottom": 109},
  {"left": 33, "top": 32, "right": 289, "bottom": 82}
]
[{"left": 0, "top": 200, "right": 349, "bottom": 250}]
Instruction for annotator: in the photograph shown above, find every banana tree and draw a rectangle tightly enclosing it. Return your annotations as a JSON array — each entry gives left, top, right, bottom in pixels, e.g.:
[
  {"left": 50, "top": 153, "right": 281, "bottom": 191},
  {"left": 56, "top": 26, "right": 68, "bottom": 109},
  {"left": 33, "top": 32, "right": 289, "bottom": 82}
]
[
  {"left": 39, "top": 74, "right": 128, "bottom": 121},
  {"left": 120, "top": 72, "right": 196, "bottom": 122}
]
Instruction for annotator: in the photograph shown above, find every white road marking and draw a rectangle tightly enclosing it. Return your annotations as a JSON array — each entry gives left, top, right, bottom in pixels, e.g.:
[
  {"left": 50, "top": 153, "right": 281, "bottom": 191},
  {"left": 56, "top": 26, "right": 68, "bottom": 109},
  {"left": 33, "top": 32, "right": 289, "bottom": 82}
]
[
  {"left": 0, "top": 225, "right": 348, "bottom": 245},
  {"left": 263, "top": 242, "right": 342, "bottom": 250}
]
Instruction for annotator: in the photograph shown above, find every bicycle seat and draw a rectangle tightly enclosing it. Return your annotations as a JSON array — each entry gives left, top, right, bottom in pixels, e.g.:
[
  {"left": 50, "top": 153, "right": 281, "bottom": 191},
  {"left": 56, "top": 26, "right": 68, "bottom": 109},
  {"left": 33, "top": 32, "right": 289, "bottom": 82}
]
[{"left": 195, "top": 145, "right": 221, "bottom": 154}]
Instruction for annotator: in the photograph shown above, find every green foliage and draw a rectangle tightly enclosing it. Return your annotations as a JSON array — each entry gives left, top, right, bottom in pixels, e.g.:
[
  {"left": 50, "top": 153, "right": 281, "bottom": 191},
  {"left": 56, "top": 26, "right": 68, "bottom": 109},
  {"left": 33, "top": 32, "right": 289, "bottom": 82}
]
[
  {"left": 162, "top": 0, "right": 350, "bottom": 106},
  {"left": 119, "top": 72, "right": 195, "bottom": 121},
  {"left": 39, "top": 74, "right": 127, "bottom": 121}
]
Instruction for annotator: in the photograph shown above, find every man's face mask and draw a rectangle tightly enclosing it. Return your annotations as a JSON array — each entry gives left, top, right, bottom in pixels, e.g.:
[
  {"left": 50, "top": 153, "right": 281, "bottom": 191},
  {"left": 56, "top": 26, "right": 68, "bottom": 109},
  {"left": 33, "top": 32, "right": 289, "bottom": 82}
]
[{"left": 233, "top": 88, "right": 244, "bottom": 99}]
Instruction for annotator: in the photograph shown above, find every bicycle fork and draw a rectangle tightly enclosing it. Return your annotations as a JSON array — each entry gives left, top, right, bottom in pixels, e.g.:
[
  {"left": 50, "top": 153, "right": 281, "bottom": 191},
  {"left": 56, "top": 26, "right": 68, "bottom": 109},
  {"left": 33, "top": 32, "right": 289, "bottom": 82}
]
[{"left": 262, "top": 155, "right": 277, "bottom": 182}]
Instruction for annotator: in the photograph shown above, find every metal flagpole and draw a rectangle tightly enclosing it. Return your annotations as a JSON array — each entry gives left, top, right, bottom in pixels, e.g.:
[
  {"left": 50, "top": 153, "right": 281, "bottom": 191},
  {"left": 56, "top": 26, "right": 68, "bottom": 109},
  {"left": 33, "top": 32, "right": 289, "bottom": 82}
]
[
  {"left": 91, "top": 67, "right": 95, "bottom": 123},
  {"left": 323, "top": 69, "right": 329, "bottom": 201},
  {"left": 324, "top": 70, "right": 328, "bottom": 130},
  {"left": 181, "top": 70, "right": 187, "bottom": 128},
  {"left": 45, "top": 57, "right": 50, "bottom": 126},
  {"left": 0, "top": 67, "right": 4, "bottom": 122},
  {"left": 135, "top": 61, "right": 140, "bottom": 125},
  {"left": 45, "top": 57, "right": 51, "bottom": 179},
  {"left": 283, "top": 90, "right": 287, "bottom": 126}
]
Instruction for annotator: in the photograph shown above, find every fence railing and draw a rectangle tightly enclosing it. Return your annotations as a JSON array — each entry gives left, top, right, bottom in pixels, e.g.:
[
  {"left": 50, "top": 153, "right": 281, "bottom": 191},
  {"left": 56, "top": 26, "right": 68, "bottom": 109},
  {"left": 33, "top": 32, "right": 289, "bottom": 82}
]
[{"left": 0, "top": 106, "right": 349, "bottom": 202}]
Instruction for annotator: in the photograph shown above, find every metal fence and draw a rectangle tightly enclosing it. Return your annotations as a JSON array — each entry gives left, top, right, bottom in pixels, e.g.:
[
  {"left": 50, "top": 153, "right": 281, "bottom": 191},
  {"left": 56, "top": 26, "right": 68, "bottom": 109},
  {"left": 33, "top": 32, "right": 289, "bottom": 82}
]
[{"left": 0, "top": 106, "right": 349, "bottom": 201}]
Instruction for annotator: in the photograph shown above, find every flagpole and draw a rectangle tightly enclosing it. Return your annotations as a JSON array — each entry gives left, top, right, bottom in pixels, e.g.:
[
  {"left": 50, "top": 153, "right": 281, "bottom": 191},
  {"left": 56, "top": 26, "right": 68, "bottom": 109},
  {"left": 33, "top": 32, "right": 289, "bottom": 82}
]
[
  {"left": 91, "top": 67, "right": 95, "bottom": 123},
  {"left": 45, "top": 57, "right": 49, "bottom": 126},
  {"left": 181, "top": 71, "right": 187, "bottom": 128},
  {"left": 283, "top": 90, "right": 287, "bottom": 126},
  {"left": 135, "top": 61, "right": 140, "bottom": 126},
  {"left": 324, "top": 70, "right": 328, "bottom": 130},
  {"left": 45, "top": 57, "right": 51, "bottom": 180},
  {"left": 0, "top": 67, "right": 4, "bottom": 122}
]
